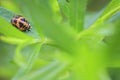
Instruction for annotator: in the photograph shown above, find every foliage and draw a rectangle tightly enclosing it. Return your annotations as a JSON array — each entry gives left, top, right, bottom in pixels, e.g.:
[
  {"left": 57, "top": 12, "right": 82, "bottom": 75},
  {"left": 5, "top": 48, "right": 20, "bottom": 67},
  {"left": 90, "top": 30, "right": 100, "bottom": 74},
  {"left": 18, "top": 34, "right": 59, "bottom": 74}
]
[{"left": 0, "top": 0, "right": 120, "bottom": 80}]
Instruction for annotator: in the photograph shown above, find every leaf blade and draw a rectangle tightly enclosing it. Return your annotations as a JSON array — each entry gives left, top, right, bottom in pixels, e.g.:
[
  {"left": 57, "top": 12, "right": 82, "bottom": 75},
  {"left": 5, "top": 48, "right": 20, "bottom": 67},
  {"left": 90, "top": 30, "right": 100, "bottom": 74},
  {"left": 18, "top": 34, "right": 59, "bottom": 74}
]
[{"left": 69, "top": 0, "right": 87, "bottom": 32}]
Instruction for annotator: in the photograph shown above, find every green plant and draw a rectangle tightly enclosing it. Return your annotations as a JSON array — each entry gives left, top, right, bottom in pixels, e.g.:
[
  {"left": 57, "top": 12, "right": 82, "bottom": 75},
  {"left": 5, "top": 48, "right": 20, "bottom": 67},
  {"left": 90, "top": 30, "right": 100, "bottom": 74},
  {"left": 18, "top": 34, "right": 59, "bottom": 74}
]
[{"left": 0, "top": 0, "right": 120, "bottom": 80}]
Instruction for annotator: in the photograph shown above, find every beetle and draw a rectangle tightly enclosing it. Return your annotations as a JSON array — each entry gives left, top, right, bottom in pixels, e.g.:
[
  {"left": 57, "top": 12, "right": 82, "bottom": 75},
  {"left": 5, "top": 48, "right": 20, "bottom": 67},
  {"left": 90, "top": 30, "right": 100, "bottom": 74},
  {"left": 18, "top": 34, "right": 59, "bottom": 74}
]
[{"left": 11, "top": 15, "right": 31, "bottom": 31}]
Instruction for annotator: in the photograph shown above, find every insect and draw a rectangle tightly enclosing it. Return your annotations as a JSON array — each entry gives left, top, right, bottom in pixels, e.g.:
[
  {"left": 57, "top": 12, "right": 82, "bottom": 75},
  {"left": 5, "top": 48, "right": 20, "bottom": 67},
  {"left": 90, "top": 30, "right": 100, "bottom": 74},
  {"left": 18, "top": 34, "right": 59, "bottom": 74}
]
[{"left": 11, "top": 15, "right": 31, "bottom": 32}]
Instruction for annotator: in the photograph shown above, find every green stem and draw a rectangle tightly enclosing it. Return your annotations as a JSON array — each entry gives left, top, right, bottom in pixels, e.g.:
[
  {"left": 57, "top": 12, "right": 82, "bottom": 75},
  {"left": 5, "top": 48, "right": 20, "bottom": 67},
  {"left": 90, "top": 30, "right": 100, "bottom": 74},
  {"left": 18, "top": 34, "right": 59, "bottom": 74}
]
[
  {"left": 77, "top": 5, "right": 120, "bottom": 40},
  {"left": 100, "top": 6, "right": 120, "bottom": 22}
]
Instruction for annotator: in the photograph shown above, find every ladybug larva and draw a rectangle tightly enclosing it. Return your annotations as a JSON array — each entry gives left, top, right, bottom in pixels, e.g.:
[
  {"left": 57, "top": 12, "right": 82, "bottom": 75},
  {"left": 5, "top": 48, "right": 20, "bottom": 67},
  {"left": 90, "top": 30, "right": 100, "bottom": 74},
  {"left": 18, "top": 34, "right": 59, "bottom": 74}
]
[{"left": 11, "top": 15, "right": 31, "bottom": 32}]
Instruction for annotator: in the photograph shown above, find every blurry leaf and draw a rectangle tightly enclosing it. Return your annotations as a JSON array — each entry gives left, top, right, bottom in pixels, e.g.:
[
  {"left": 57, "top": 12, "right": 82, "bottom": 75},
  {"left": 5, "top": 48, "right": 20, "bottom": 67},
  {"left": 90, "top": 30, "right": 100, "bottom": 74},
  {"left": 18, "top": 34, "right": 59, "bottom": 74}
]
[
  {"left": 99, "top": 0, "right": 120, "bottom": 21},
  {"left": 108, "top": 68, "right": 120, "bottom": 80},
  {"left": 91, "top": 0, "right": 120, "bottom": 28},
  {"left": 107, "top": 20, "right": 120, "bottom": 68},
  {"left": 1, "top": 0, "right": 21, "bottom": 13},
  {"left": 14, "top": 0, "right": 81, "bottom": 54},
  {"left": 0, "top": 41, "right": 15, "bottom": 65},
  {"left": 85, "top": 8, "right": 105, "bottom": 28},
  {"left": 77, "top": 0, "right": 120, "bottom": 41},
  {"left": 13, "top": 43, "right": 43, "bottom": 80},
  {"left": 0, "top": 7, "right": 15, "bottom": 22},
  {"left": 0, "top": 41, "right": 17, "bottom": 79},
  {"left": 14, "top": 61, "right": 59, "bottom": 80},
  {"left": 0, "top": 36, "right": 31, "bottom": 45},
  {"left": 40, "top": 62, "right": 69, "bottom": 80},
  {"left": 58, "top": 0, "right": 69, "bottom": 19},
  {"left": 2, "top": 0, "right": 120, "bottom": 80},
  {"left": 69, "top": 0, "right": 87, "bottom": 32},
  {"left": 17, "top": 61, "right": 69, "bottom": 80},
  {"left": 14, "top": 44, "right": 28, "bottom": 67},
  {"left": 50, "top": 0, "right": 62, "bottom": 22},
  {"left": 0, "top": 64, "right": 18, "bottom": 79}
]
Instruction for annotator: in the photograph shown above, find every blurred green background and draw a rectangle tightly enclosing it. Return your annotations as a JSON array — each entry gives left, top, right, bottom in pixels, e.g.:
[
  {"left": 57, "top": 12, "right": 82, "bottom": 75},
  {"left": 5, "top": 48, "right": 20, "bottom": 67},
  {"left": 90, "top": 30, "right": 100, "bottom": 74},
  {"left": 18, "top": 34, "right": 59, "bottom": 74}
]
[{"left": 1, "top": 0, "right": 120, "bottom": 80}]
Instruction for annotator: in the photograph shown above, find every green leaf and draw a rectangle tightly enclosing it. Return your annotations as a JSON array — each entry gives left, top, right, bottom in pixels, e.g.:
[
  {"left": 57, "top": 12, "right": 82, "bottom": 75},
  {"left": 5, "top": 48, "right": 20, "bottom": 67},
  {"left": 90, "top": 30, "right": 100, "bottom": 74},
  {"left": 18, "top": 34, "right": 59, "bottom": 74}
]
[
  {"left": 90, "top": 0, "right": 120, "bottom": 28},
  {"left": 0, "top": 7, "right": 15, "bottom": 22},
  {"left": 107, "top": 19, "right": 120, "bottom": 68},
  {"left": 17, "top": 61, "right": 69, "bottom": 80},
  {"left": 69, "top": 0, "right": 87, "bottom": 32},
  {"left": 13, "top": 43, "right": 43, "bottom": 80},
  {"left": 0, "top": 7, "right": 39, "bottom": 39},
  {"left": 99, "top": 0, "right": 120, "bottom": 21},
  {"left": 0, "top": 12, "right": 33, "bottom": 40},
  {"left": 0, "top": 41, "right": 15, "bottom": 65},
  {"left": 58, "top": 0, "right": 69, "bottom": 18},
  {"left": 77, "top": 0, "right": 120, "bottom": 41},
  {"left": 0, "top": 36, "right": 31, "bottom": 45},
  {"left": 14, "top": 0, "right": 81, "bottom": 54},
  {"left": 0, "top": 0, "right": 21, "bottom": 13},
  {"left": 40, "top": 62, "right": 69, "bottom": 80},
  {"left": 14, "top": 61, "right": 59, "bottom": 80}
]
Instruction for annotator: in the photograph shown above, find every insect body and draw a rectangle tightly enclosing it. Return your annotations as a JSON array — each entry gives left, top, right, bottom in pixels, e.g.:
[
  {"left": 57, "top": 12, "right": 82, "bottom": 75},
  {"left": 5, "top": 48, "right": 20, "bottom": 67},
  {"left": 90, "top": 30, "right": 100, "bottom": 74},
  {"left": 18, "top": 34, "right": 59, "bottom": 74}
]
[{"left": 11, "top": 15, "right": 31, "bottom": 31}]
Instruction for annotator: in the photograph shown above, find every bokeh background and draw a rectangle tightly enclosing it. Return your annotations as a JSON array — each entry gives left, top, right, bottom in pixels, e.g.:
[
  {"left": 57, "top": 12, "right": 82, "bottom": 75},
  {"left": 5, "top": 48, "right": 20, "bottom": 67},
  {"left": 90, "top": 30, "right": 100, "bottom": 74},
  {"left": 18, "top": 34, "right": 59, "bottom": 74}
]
[{"left": 1, "top": 0, "right": 120, "bottom": 80}]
